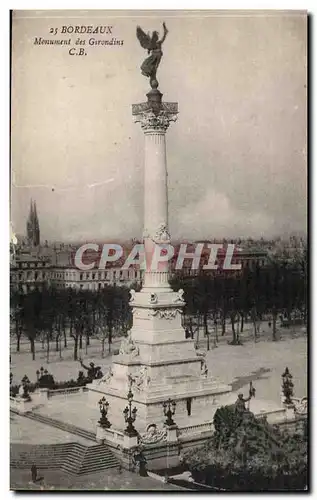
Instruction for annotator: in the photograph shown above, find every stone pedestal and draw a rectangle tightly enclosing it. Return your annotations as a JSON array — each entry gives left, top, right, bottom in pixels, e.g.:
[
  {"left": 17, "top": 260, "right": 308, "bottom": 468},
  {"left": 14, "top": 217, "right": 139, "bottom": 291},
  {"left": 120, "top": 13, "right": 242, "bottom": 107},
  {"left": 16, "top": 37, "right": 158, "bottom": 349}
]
[
  {"left": 10, "top": 396, "right": 35, "bottom": 413},
  {"left": 166, "top": 425, "right": 178, "bottom": 443},
  {"left": 123, "top": 433, "right": 139, "bottom": 449},
  {"left": 284, "top": 403, "right": 296, "bottom": 420},
  {"left": 88, "top": 89, "right": 231, "bottom": 436}
]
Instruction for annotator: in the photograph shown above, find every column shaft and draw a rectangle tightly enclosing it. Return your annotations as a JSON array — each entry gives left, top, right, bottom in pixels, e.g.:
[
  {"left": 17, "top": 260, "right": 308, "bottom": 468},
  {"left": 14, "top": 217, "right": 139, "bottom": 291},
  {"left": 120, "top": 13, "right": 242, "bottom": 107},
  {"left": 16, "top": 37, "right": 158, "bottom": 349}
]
[{"left": 144, "top": 131, "right": 168, "bottom": 238}]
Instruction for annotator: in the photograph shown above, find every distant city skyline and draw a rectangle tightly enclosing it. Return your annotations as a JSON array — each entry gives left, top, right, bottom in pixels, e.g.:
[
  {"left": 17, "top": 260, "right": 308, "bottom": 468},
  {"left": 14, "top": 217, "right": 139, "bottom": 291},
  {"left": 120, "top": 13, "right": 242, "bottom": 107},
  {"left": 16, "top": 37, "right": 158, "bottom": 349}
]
[{"left": 11, "top": 10, "right": 307, "bottom": 242}]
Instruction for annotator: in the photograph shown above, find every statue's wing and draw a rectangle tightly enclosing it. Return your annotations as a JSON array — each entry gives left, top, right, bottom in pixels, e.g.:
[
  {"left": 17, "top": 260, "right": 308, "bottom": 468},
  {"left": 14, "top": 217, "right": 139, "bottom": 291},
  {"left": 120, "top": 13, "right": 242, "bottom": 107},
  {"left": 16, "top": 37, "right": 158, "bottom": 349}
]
[{"left": 136, "top": 26, "right": 151, "bottom": 49}]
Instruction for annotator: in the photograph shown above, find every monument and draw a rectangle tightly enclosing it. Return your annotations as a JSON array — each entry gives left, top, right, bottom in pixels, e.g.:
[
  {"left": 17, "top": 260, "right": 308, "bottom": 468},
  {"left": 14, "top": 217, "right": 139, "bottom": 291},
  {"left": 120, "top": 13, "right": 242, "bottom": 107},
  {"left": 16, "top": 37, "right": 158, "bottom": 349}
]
[{"left": 87, "top": 23, "right": 233, "bottom": 432}]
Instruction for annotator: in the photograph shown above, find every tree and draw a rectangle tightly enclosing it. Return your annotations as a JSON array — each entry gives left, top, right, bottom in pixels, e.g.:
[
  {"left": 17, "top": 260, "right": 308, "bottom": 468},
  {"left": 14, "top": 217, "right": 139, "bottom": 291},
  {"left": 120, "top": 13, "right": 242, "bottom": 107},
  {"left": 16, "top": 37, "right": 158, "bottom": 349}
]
[
  {"left": 69, "top": 291, "right": 88, "bottom": 361},
  {"left": 38, "top": 286, "right": 58, "bottom": 363},
  {"left": 182, "top": 405, "right": 307, "bottom": 491},
  {"left": 20, "top": 289, "right": 42, "bottom": 360},
  {"left": 10, "top": 290, "right": 24, "bottom": 352}
]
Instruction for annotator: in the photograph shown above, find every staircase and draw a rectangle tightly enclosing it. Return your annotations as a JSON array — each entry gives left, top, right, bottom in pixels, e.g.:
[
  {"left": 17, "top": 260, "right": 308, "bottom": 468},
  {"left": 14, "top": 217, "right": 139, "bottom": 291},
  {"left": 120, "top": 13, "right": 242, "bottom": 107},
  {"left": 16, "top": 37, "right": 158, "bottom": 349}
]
[
  {"left": 10, "top": 442, "right": 120, "bottom": 475},
  {"left": 75, "top": 444, "right": 120, "bottom": 475},
  {"left": 10, "top": 410, "right": 120, "bottom": 475},
  {"left": 10, "top": 443, "right": 77, "bottom": 471}
]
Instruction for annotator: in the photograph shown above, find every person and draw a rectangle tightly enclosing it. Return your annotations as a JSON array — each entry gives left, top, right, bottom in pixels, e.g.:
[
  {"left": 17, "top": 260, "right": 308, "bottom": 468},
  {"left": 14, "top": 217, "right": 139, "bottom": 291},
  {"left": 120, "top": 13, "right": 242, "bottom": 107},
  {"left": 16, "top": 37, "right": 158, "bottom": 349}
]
[
  {"left": 137, "top": 453, "right": 148, "bottom": 477},
  {"left": 31, "top": 464, "right": 37, "bottom": 483}
]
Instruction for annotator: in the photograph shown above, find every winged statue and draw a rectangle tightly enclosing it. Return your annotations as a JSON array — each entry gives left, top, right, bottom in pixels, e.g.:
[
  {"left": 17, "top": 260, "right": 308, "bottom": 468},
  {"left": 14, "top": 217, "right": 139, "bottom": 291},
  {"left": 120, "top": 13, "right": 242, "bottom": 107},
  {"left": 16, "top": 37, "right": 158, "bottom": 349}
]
[{"left": 136, "top": 23, "right": 168, "bottom": 89}]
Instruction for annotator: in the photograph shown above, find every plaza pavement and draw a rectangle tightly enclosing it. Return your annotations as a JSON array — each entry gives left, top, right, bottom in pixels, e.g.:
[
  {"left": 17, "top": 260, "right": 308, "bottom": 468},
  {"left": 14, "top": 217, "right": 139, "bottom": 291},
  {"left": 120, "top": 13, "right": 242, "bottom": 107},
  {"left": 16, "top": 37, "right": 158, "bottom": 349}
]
[
  {"left": 11, "top": 327, "right": 307, "bottom": 406},
  {"left": 10, "top": 467, "right": 183, "bottom": 491}
]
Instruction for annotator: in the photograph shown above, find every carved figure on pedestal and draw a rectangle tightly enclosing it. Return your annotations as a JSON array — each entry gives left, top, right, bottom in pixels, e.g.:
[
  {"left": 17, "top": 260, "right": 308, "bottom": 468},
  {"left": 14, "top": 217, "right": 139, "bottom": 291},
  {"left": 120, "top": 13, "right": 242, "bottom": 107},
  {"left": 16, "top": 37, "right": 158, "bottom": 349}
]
[
  {"left": 98, "top": 367, "right": 113, "bottom": 385},
  {"left": 127, "top": 373, "right": 135, "bottom": 389},
  {"left": 119, "top": 332, "right": 139, "bottom": 358},
  {"left": 140, "top": 423, "right": 167, "bottom": 444},
  {"left": 134, "top": 366, "right": 151, "bottom": 391},
  {"left": 154, "top": 223, "right": 171, "bottom": 243},
  {"left": 294, "top": 397, "right": 307, "bottom": 415},
  {"left": 78, "top": 358, "right": 103, "bottom": 383},
  {"left": 234, "top": 383, "right": 256, "bottom": 415},
  {"left": 136, "top": 23, "right": 168, "bottom": 89}
]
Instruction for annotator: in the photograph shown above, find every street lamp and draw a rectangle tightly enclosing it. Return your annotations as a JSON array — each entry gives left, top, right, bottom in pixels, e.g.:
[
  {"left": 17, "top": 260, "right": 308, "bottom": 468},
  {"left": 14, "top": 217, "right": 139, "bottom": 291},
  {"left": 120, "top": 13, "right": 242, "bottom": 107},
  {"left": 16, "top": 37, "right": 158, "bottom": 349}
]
[
  {"left": 163, "top": 399, "right": 176, "bottom": 426},
  {"left": 123, "top": 387, "right": 138, "bottom": 436},
  {"left": 98, "top": 396, "right": 111, "bottom": 429},
  {"left": 21, "top": 375, "right": 31, "bottom": 400},
  {"left": 282, "top": 367, "right": 294, "bottom": 404}
]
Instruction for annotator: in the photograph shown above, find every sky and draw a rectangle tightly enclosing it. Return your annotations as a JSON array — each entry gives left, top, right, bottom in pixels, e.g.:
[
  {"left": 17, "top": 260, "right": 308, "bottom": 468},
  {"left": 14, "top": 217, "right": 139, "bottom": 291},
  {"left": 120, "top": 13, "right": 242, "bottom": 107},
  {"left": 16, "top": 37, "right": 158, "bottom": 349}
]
[{"left": 11, "top": 10, "right": 307, "bottom": 242}]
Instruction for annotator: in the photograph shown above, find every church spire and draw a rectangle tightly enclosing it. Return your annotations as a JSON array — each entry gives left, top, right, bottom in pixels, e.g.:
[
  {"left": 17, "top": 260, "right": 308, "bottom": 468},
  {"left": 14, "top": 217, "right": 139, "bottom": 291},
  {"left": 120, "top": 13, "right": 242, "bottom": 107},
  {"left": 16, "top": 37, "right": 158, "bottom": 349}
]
[
  {"left": 26, "top": 199, "right": 40, "bottom": 247},
  {"left": 33, "top": 200, "right": 40, "bottom": 246}
]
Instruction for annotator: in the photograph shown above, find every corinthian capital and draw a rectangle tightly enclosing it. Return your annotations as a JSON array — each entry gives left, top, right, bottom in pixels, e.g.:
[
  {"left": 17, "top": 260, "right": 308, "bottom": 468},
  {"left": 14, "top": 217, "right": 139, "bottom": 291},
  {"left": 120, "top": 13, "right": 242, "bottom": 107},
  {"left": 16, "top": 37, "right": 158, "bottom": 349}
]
[{"left": 132, "top": 102, "right": 178, "bottom": 132}]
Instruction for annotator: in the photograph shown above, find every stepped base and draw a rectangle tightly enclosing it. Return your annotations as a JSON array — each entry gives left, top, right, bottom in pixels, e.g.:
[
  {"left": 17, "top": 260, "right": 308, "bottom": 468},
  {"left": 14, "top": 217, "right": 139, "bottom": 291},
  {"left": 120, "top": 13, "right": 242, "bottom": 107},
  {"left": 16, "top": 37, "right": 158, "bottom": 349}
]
[{"left": 89, "top": 286, "right": 233, "bottom": 432}]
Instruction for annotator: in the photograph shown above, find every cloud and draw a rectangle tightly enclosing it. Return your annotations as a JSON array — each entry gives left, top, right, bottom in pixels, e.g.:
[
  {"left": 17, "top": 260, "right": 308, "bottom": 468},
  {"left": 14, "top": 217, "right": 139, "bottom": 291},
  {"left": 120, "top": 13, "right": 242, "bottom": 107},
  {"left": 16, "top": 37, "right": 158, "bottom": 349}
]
[
  {"left": 11, "top": 12, "right": 307, "bottom": 242},
  {"left": 175, "top": 189, "right": 274, "bottom": 240}
]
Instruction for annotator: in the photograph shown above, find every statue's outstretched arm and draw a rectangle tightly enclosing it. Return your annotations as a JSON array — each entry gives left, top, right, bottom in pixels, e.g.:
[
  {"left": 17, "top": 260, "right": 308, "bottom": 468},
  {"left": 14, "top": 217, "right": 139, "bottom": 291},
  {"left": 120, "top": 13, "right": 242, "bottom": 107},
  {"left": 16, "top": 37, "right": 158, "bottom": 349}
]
[
  {"left": 159, "top": 22, "right": 168, "bottom": 44},
  {"left": 81, "top": 361, "right": 89, "bottom": 370}
]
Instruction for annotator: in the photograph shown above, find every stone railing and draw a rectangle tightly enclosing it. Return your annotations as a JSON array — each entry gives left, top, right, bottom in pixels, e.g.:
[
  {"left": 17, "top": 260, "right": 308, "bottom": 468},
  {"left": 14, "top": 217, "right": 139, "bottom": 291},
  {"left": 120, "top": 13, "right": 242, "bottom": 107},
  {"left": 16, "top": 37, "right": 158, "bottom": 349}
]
[
  {"left": 96, "top": 425, "right": 124, "bottom": 445},
  {"left": 256, "top": 408, "right": 285, "bottom": 418},
  {"left": 106, "top": 428, "right": 125, "bottom": 443},
  {"left": 47, "top": 386, "right": 87, "bottom": 398},
  {"left": 178, "top": 421, "right": 214, "bottom": 437}
]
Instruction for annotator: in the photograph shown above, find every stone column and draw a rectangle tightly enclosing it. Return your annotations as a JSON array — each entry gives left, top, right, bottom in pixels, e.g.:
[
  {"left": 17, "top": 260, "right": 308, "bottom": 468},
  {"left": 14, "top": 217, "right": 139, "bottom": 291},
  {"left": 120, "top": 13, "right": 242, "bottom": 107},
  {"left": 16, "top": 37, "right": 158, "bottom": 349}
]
[{"left": 132, "top": 92, "right": 178, "bottom": 291}]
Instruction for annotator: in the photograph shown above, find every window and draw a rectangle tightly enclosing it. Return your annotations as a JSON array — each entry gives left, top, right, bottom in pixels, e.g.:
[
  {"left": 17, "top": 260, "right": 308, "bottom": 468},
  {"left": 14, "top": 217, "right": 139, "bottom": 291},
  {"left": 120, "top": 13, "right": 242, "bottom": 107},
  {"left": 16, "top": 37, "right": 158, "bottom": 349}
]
[
  {"left": 80, "top": 273, "right": 83, "bottom": 281},
  {"left": 92, "top": 273, "right": 95, "bottom": 280}
]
